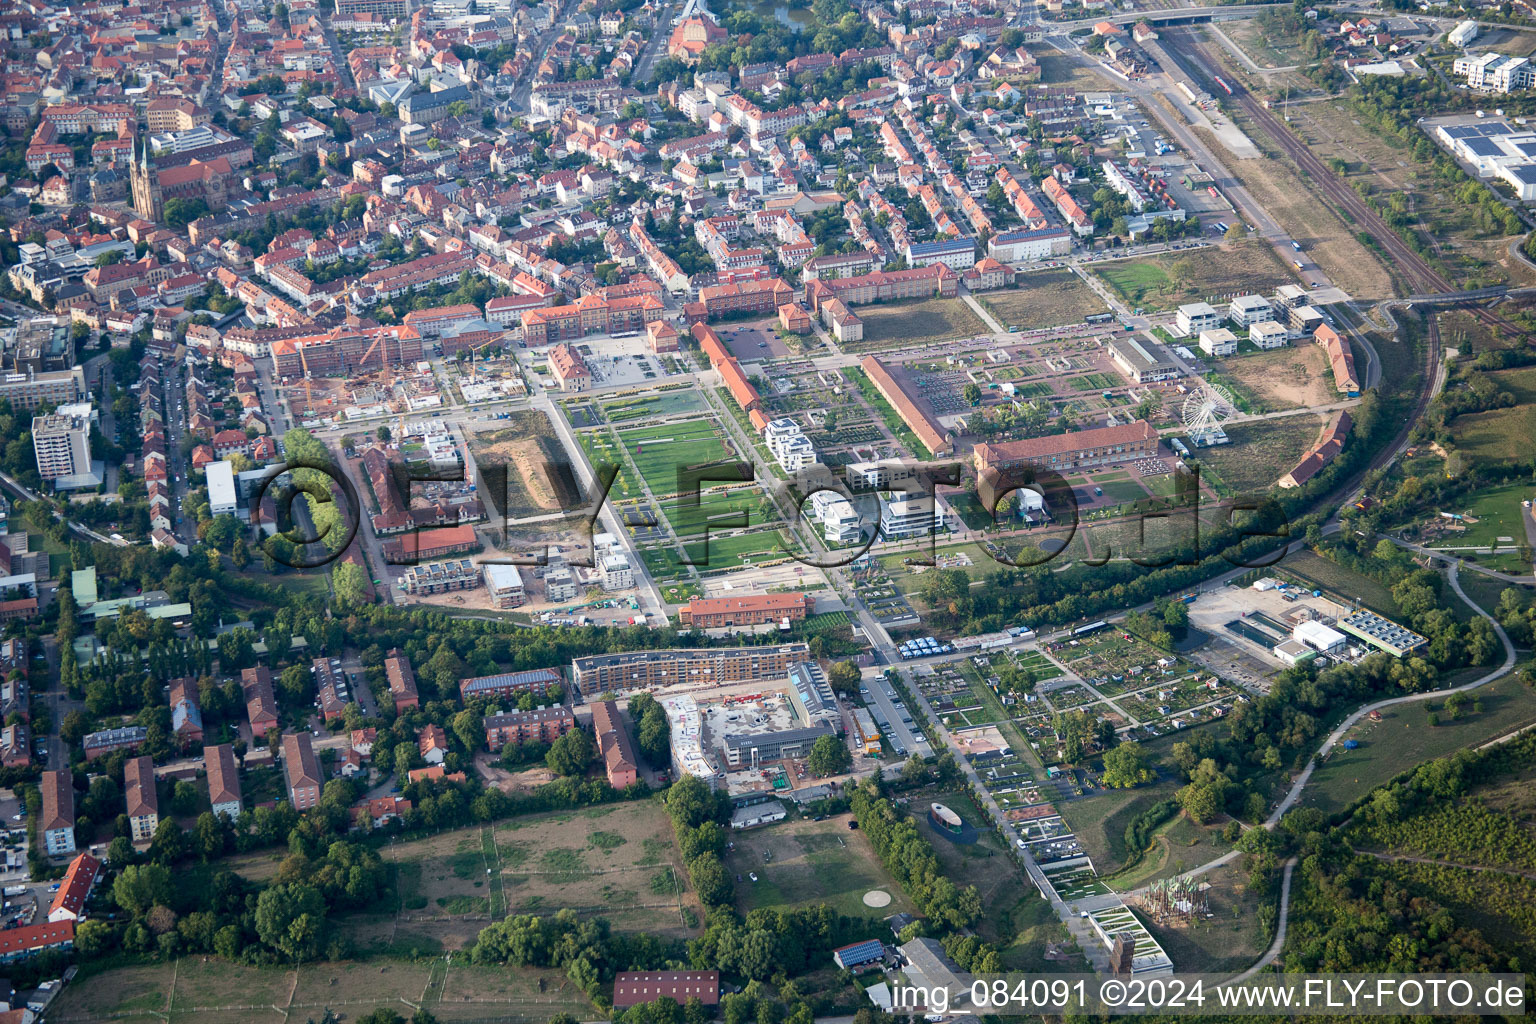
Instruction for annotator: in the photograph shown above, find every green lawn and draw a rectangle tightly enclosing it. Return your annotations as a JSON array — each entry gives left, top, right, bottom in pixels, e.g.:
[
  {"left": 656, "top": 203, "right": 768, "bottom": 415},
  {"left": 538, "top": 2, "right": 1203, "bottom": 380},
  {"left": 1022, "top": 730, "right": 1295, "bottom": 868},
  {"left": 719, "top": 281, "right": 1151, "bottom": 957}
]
[
  {"left": 679, "top": 529, "right": 798, "bottom": 571},
  {"left": 657, "top": 487, "right": 775, "bottom": 538},
  {"left": 616, "top": 418, "right": 736, "bottom": 498},
  {"left": 576, "top": 431, "right": 640, "bottom": 501},
  {"left": 1277, "top": 548, "right": 1405, "bottom": 619},
  {"left": 1427, "top": 481, "right": 1532, "bottom": 552},
  {"left": 1301, "top": 670, "right": 1536, "bottom": 817},
  {"left": 1454, "top": 366, "right": 1536, "bottom": 466}
]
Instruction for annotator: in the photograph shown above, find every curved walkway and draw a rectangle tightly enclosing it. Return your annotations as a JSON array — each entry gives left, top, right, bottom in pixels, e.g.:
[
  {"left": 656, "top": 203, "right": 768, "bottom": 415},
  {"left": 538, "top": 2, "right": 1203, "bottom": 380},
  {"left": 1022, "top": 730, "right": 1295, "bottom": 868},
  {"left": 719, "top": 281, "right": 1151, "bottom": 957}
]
[{"left": 1142, "top": 556, "right": 1518, "bottom": 982}]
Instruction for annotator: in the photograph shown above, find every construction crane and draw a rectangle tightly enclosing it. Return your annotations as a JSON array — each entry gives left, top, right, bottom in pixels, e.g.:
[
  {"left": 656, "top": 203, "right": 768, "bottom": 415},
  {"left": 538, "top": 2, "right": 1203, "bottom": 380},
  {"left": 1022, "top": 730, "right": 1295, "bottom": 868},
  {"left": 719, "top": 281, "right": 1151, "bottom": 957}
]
[{"left": 297, "top": 341, "right": 314, "bottom": 418}]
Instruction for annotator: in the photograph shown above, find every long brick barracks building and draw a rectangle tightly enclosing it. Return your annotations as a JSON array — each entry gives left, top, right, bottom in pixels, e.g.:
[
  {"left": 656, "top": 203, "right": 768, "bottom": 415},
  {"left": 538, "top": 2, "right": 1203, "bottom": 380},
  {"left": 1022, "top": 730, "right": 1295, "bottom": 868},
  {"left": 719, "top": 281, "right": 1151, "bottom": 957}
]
[
  {"left": 679, "top": 592, "right": 815, "bottom": 628},
  {"left": 271, "top": 322, "right": 424, "bottom": 376},
  {"left": 520, "top": 292, "right": 665, "bottom": 346}
]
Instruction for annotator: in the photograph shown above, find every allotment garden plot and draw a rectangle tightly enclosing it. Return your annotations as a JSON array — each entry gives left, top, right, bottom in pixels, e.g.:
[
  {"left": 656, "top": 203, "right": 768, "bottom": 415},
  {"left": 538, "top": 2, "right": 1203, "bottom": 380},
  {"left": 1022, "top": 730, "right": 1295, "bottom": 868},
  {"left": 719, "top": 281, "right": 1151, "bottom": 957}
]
[{"left": 1037, "top": 630, "right": 1242, "bottom": 741}]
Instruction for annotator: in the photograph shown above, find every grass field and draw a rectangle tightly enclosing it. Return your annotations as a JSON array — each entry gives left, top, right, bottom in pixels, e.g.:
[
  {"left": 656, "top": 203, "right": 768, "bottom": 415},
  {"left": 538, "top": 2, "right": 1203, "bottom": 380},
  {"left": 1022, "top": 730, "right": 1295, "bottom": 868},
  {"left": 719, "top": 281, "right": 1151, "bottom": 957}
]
[
  {"left": 657, "top": 487, "right": 775, "bottom": 538},
  {"left": 1091, "top": 242, "right": 1296, "bottom": 311},
  {"left": 225, "top": 804, "right": 699, "bottom": 952},
  {"left": 1302, "top": 671, "right": 1536, "bottom": 817},
  {"left": 601, "top": 389, "right": 709, "bottom": 421},
  {"left": 980, "top": 268, "right": 1111, "bottom": 329},
  {"left": 1189, "top": 415, "right": 1322, "bottom": 495},
  {"left": 725, "top": 813, "right": 912, "bottom": 919},
  {"left": 679, "top": 528, "right": 797, "bottom": 571},
  {"left": 846, "top": 297, "right": 988, "bottom": 350},
  {"left": 1276, "top": 547, "right": 1405, "bottom": 619},
  {"left": 50, "top": 958, "right": 593, "bottom": 1024},
  {"left": 1454, "top": 367, "right": 1536, "bottom": 466},
  {"left": 1424, "top": 480, "right": 1532, "bottom": 552},
  {"left": 616, "top": 418, "right": 736, "bottom": 498},
  {"left": 575, "top": 431, "right": 640, "bottom": 501}
]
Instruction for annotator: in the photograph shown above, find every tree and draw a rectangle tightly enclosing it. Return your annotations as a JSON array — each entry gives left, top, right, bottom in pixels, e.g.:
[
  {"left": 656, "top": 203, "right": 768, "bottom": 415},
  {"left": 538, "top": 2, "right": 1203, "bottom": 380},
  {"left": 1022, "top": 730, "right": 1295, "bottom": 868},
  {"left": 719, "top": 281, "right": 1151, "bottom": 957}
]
[
  {"left": 806, "top": 734, "right": 851, "bottom": 776},
  {"left": 255, "top": 883, "right": 326, "bottom": 961},
  {"left": 962, "top": 382, "right": 982, "bottom": 406},
  {"left": 331, "top": 560, "right": 369, "bottom": 606},
  {"left": 826, "top": 661, "right": 861, "bottom": 695},
  {"left": 162, "top": 198, "right": 210, "bottom": 230},
  {"left": 113, "top": 863, "right": 173, "bottom": 915},
  {"left": 376, "top": 426, "right": 392, "bottom": 442},
  {"left": 1224, "top": 222, "right": 1247, "bottom": 242},
  {"left": 545, "top": 727, "right": 594, "bottom": 776},
  {"left": 1101, "top": 741, "right": 1155, "bottom": 788}
]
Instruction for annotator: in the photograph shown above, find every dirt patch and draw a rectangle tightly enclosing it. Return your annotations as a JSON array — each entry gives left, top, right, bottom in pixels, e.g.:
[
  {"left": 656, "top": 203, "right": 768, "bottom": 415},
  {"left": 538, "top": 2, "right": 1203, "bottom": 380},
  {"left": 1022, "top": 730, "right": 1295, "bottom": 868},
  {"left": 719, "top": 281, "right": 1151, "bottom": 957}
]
[
  {"left": 483, "top": 437, "right": 561, "bottom": 511},
  {"left": 471, "top": 411, "right": 580, "bottom": 518},
  {"left": 1213, "top": 344, "right": 1332, "bottom": 410},
  {"left": 1189, "top": 124, "right": 1395, "bottom": 303}
]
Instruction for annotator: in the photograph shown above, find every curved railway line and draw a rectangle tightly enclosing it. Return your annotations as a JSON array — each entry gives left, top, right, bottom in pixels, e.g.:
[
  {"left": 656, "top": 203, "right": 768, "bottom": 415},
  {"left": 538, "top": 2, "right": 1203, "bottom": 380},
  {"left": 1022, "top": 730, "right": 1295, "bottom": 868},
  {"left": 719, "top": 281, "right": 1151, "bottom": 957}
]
[{"left": 1160, "top": 29, "right": 1532, "bottom": 482}]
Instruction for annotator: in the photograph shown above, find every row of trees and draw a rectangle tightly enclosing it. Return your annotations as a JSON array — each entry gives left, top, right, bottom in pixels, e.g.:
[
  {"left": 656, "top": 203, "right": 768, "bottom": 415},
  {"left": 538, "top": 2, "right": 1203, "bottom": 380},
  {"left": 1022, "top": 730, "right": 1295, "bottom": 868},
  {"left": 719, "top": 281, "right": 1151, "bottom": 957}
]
[{"left": 848, "top": 784, "right": 981, "bottom": 929}]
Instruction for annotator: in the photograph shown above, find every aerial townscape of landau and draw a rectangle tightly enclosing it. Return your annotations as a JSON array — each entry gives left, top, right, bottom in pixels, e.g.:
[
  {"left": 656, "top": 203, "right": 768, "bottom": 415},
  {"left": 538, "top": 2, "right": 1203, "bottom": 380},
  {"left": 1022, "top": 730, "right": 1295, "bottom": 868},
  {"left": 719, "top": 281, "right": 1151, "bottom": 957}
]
[{"left": 10, "top": 0, "right": 1536, "bottom": 1016}]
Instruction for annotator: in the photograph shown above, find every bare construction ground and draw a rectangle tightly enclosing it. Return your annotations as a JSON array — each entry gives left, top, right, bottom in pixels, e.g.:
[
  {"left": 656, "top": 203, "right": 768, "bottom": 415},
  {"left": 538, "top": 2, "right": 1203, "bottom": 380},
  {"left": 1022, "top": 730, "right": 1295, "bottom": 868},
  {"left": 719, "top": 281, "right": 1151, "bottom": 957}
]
[
  {"left": 1213, "top": 344, "right": 1333, "bottom": 410},
  {"left": 1190, "top": 123, "right": 1395, "bottom": 303},
  {"left": 471, "top": 411, "right": 581, "bottom": 518}
]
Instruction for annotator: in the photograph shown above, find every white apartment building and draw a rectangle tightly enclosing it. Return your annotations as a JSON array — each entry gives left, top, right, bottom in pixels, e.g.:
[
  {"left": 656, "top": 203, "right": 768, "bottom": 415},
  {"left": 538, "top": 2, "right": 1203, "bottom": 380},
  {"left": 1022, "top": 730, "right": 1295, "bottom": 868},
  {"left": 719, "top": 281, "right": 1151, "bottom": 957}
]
[
  {"left": 1175, "top": 302, "right": 1222, "bottom": 336},
  {"left": 878, "top": 493, "right": 947, "bottom": 540},
  {"left": 1198, "top": 328, "right": 1238, "bottom": 357},
  {"left": 764, "top": 418, "right": 819, "bottom": 473},
  {"left": 1228, "top": 294, "right": 1274, "bottom": 327},
  {"left": 32, "top": 403, "right": 95, "bottom": 485},
  {"left": 601, "top": 555, "right": 634, "bottom": 591},
  {"left": 805, "top": 490, "right": 864, "bottom": 544},
  {"left": 1249, "top": 321, "right": 1290, "bottom": 349},
  {"left": 1452, "top": 52, "right": 1535, "bottom": 92}
]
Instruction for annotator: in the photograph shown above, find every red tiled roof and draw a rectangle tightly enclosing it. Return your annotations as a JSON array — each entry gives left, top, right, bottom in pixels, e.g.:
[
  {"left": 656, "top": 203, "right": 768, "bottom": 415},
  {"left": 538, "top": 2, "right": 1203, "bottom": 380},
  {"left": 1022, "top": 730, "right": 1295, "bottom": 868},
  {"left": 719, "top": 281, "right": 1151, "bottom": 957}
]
[
  {"left": 48, "top": 853, "right": 100, "bottom": 920},
  {"left": 974, "top": 420, "right": 1157, "bottom": 468},
  {"left": 0, "top": 920, "right": 74, "bottom": 957}
]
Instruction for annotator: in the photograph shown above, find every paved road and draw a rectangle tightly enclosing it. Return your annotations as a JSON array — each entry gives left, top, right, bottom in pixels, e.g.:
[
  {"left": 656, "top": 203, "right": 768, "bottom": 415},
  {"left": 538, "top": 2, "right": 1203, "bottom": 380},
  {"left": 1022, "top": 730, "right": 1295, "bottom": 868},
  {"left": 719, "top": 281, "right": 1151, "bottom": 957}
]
[
  {"left": 1166, "top": 556, "right": 1520, "bottom": 981},
  {"left": 1224, "top": 857, "right": 1296, "bottom": 985}
]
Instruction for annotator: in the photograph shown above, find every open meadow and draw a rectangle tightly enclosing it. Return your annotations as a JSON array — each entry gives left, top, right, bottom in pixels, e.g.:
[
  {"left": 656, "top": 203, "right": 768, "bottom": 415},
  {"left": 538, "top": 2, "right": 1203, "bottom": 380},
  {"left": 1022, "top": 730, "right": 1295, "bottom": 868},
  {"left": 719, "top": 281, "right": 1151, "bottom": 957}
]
[
  {"left": 980, "top": 268, "right": 1111, "bottom": 329},
  {"left": 844, "top": 297, "right": 988, "bottom": 350},
  {"left": 1190, "top": 415, "right": 1322, "bottom": 495},
  {"left": 725, "top": 813, "right": 912, "bottom": 919},
  {"left": 48, "top": 957, "right": 593, "bottom": 1024},
  {"left": 1091, "top": 242, "right": 1296, "bottom": 311}
]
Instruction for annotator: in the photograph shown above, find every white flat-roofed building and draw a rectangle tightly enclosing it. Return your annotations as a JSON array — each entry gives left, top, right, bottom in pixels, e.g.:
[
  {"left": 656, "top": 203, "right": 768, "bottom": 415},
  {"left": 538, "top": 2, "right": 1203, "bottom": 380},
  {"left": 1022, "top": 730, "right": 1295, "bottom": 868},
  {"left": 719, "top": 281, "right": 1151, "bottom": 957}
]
[
  {"left": 1293, "top": 619, "right": 1347, "bottom": 654},
  {"left": 1198, "top": 328, "right": 1238, "bottom": 357},
  {"left": 844, "top": 460, "right": 918, "bottom": 491},
  {"left": 206, "top": 460, "right": 237, "bottom": 516},
  {"left": 1175, "top": 302, "right": 1222, "bottom": 336},
  {"left": 601, "top": 554, "right": 633, "bottom": 591},
  {"left": 1228, "top": 294, "right": 1274, "bottom": 327},
  {"left": 879, "top": 492, "right": 946, "bottom": 540},
  {"left": 1449, "top": 19, "right": 1479, "bottom": 46},
  {"left": 483, "top": 563, "right": 525, "bottom": 608},
  {"left": 764, "top": 418, "right": 819, "bottom": 472},
  {"left": 1249, "top": 321, "right": 1290, "bottom": 349},
  {"left": 805, "top": 489, "right": 863, "bottom": 543}
]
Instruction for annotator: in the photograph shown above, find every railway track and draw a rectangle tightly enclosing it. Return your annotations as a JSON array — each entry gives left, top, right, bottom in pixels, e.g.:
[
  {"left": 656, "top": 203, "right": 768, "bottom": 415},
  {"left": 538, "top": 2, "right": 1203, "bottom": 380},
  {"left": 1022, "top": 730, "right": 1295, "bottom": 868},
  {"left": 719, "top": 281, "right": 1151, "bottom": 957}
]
[{"left": 1159, "top": 30, "right": 1534, "bottom": 461}]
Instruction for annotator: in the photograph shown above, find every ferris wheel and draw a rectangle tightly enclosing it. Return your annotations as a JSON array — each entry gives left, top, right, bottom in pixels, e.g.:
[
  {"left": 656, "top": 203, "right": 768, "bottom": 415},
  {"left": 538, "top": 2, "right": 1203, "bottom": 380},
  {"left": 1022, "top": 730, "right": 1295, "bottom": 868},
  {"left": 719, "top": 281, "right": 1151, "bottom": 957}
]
[{"left": 1181, "top": 380, "right": 1236, "bottom": 447}]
